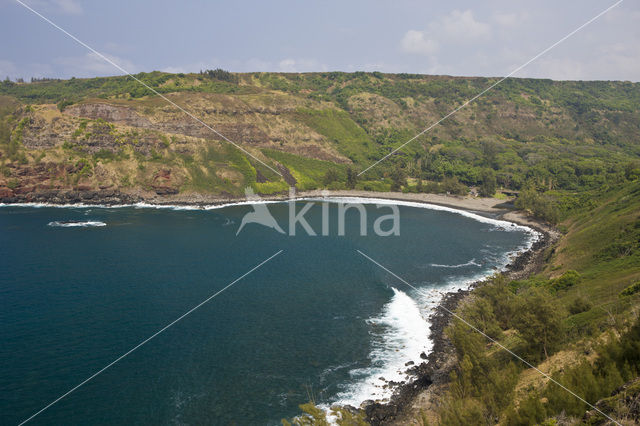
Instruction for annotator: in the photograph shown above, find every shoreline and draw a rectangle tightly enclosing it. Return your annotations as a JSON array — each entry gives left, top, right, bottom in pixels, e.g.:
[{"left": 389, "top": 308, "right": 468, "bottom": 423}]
[
  {"left": 1, "top": 188, "right": 514, "bottom": 214},
  {"left": 0, "top": 190, "right": 516, "bottom": 216},
  {"left": 361, "top": 210, "right": 558, "bottom": 425},
  {"left": 1, "top": 189, "right": 554, "bottom": 424}
]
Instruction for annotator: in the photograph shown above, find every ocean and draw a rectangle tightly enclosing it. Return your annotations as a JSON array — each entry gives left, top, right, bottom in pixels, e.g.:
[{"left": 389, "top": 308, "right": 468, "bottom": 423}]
[{"left": 0, "top": 199, "right": 535, "bottom": 425}]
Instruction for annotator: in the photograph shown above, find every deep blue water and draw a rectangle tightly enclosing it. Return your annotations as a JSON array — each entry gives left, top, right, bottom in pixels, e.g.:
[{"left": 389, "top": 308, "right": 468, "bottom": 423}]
[{"left": 0, "top": 199, "right": 532, "bottom": 425}]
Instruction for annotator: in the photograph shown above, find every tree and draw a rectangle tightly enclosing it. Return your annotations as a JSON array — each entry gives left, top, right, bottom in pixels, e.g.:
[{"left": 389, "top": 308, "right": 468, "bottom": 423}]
[
  {"left": 390, "top": 165, "right": 406, "bottom": 191},
  {"left": 476, "top": 276, "right": 517, "bottom": 329},
  {"left": 202, "top": 68, "right": 238, "bottom": 83},
  {"left": 624, "top": 162, "right": 640, "bottom": 181},
  {"left": 346, "top": 167, "right": 357, "bottom": 189},
  {"left": 322, "top": 169, "right": 339, "bottom": 186},
  {"left": 479, "top": 168, "right": 497, "bottom": 197},
  {"left": 513, "top": 288, "right": 565, "bottom": 360},
  {"left": 481, "top": 140, "right": 499, "bottom": 169},
  {"left": 442, "top": 176, "right": 468, "bottom": 195},
  {"left": 460, "top": 298, "right": 502, "bottom": 339}
]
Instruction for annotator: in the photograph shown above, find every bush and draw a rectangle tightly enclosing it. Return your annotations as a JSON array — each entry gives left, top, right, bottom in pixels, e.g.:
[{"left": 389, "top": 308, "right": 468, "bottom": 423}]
[
  {"left": 7, "top": 178, "right": 19, "bottom": 189},
  {"left": 322, "top": 169, "right": 339, "bottom": 186},
  {"left": 57, "top": 99, "right": 74, "bottom": 111},
  {"left": 552, "top": 270, "right": 581, "bottom": 291},
  {"left": 94, "top": 149, "right": 116, "bottom": 161},
  {"left": 569, "top": 295, "right": 592, "bottom": 314},
  {"left": 620, "top": 281, "right": 640, "bottom": 297}
]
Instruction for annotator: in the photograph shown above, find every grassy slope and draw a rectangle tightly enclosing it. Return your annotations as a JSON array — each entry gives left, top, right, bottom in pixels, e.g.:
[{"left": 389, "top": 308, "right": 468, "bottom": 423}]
[
  {"left": 549, "top": 183, "right": 640, "bottom": 336},
  {"left": 429, "top": 181, "right": 640, "bottom": 425}
]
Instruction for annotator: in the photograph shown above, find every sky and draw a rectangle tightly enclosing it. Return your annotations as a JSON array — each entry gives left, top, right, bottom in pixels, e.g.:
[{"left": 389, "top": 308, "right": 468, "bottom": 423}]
[{"left": 0, "top": 0, "right": 638, "bottom": 81}]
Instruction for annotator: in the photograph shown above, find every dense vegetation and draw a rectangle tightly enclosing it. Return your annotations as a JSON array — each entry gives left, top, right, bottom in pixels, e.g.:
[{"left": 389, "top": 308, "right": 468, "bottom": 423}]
[{"left": 434, "top": 180, "right": 640, "bottom": 425}]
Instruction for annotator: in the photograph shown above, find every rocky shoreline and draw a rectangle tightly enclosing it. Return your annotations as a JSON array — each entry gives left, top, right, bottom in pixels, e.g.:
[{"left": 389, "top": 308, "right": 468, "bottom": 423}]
[
  {"left": 0, "top": 188, "right": 557, "bottom": 425},
  {"left": 360, "top": 214, "right": 558, "bottom": 425}
]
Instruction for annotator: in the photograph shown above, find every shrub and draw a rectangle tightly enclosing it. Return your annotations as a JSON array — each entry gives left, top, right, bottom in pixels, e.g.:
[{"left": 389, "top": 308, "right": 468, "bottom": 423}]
[
  {"left": 57, "top": 99, "right": 74, "bottom": 111},
  {"left": 620, "top": 281, "right": 640, "bottom": 297},
  {"left": 346, "top": 167, "right": 357, "bottom": 189},
  {"left": 552, "top": 270, "right": 581, "bottom": 291},
  {"left": 7, "top": 178, "right": 19, "bottom": 189},
  {"left": 569, "top": 295, "right": 593, "bottom": 314},
  {"left": 94, "top": 149, "right": 116, "bottom": 161},
  {"left": 322, "top": 169, "right": 339, "bottom": 186}
]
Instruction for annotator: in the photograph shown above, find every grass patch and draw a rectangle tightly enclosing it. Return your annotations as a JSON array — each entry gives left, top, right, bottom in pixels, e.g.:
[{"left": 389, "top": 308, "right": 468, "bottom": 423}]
[{"left": 292, "top": 108, "right": 372, "bottom": 163}]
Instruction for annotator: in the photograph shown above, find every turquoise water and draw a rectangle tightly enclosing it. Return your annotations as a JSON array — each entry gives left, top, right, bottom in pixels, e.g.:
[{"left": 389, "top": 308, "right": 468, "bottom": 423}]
[{"left": 0, "top": 199, "right": 533, "bottom": 425}]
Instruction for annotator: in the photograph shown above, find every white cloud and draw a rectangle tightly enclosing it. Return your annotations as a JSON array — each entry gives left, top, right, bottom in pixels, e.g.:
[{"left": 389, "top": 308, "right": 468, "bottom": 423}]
[
  {"left": 278, "top": 58, "right": 297, "bottom": 72},
  {"left": 160, "top": 65, "right": 189, "bottom": 74},
  {"left": 401, "top": 9, "right": 490, "bottom": 58},
  {"left": 401, "top": 30, "right": 439, "bottom": 55},
  {"left": 52, "top": 0, "right": 82, "bottom": 15},
  {"left": 277, "top": 58, "right": 326, "bottom": 72},
  {"left": 23, "top": 0, "right": 83, "bottom": 15},
  {"left": 492, "top": 11, "right": 528, "bottom": 28},
  {"left": 438, "top": 10, "right": 490, "bottom": 42},
  {"left": 527, "top": 41, "right": 640, "bottom": 81}
]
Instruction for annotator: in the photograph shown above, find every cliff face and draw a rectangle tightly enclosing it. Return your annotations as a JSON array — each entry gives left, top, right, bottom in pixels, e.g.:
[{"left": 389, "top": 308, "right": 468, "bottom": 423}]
[
  {"left": 0, "top": 90, "right": 355, "bottom": 201},
  {"left": 0, "top": 72, "right": 639, "bottom": 202}
]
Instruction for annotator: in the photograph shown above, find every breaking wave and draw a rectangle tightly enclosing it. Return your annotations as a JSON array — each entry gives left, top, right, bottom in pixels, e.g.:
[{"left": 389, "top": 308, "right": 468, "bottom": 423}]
[
  {"left": 429, "top": 258, "right": 482, "bottom": 269},
  {"left": 332, "top": 287, "right": 432, "bottom": 406},
  {"left": 47, "top": 220, "right": 106, "bottom": 228}
]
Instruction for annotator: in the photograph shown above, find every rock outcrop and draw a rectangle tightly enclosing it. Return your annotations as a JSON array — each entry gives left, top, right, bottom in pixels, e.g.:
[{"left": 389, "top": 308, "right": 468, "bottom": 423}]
[{"left": 65, "top": 103, "right": 153, "bottom": 128}]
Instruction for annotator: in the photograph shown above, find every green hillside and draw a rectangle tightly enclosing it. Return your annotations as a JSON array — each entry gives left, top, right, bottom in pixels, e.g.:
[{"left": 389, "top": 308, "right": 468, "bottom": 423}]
[
  {"left": 434, "top": 180, "right": 640, "bottom": 425},
  {"left": 1, "top": 71, "right": 639, "bottom": 205}
]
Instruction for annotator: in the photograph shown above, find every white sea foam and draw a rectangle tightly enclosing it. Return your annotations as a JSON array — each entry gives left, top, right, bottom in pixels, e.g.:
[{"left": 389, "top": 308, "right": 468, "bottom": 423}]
[
  {"left": 332, "top": 287, "right": 432, "bottom": 407},
  {"left": 0, "top": 199, "right": 283, "bottom": 211},
  {"left": 328, "top": 206, "right": 539, "bottom": 408},
  {"left": 302, "top": 196, "right": 535, "bottom": 235},
  {"left": 47, "top": 220, "right": 106, "bottom": 228},
  {"left": 430, "top": 258, "right": 482, "bottom": 269}
]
